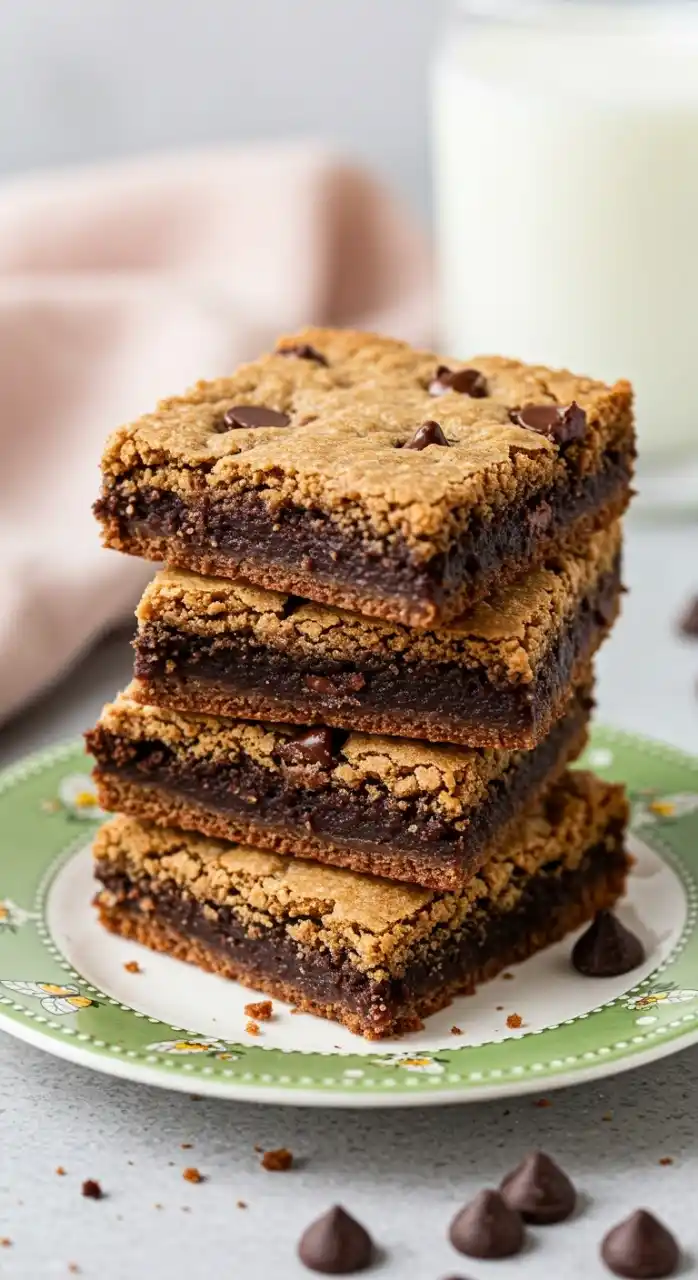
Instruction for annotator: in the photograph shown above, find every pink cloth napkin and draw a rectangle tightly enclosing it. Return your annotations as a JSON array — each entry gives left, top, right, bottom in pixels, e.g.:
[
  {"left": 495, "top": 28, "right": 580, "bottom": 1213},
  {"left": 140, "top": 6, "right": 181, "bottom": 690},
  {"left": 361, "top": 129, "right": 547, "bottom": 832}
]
[{"left": 0, "top": 143, "right": 432, "bottom": 724}]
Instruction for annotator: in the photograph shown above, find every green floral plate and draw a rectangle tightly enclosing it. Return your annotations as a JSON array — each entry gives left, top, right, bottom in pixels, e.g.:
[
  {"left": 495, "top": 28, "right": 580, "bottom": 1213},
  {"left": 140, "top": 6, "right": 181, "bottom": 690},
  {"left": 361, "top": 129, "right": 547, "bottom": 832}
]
[{"left": 1, "top": 730, "right": 698, "bottom": 1107}]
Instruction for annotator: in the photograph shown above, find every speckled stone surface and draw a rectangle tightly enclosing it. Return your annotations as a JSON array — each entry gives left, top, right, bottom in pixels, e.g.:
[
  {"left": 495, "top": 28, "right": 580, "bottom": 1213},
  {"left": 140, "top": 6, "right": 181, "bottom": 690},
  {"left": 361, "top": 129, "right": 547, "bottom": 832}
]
[{"left": 0, "top": 514, "right": 697, "bottom": 1279}]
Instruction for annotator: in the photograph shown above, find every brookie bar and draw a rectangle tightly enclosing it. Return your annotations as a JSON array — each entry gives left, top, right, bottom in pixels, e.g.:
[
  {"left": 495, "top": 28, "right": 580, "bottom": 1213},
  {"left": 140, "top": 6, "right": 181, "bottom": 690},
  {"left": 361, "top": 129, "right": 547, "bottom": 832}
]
[
  {"left": 93, "top": 770, "right": 630, "bottom": 1039},
  {"left": 94, "top": 327, "right": 634, "bottom": 627},
  {"left": 86, "top": 685, "right": 589, "bottom": 890},
  {"left": 132, "top": 523, "right": 621, "bottom": 749}
]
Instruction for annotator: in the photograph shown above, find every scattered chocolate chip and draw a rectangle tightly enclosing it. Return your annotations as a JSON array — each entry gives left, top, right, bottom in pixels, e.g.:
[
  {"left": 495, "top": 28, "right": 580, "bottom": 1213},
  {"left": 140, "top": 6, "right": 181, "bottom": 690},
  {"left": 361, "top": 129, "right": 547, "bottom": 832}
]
[
  {"left": 572, "top": 910, "right": 645, "bottom": 977},
  {"left": 500, "top": 1151, "right": 576, "bottom": 1224},
  {"left": 81, "top": 1179, "right": 103, "bottom": 1200},
  {"left": 298, "top": 1205, "right": 374, "bottom": 1274},
  {"left": 601, "top": 1210, "right": 679, "bottom": 1278},
  {"left": 218, "top": 404, "right": 291, "bottom": 431},
  {"left": 280, "top": 727, "right": 334, "bottom": 770},
  {"left": 449, "top": 1189, "right": 524, "bottom": 1260},
  {"left": 678, "top": 595, "right": 698, "bottom": 638},
  {"left": 403, "top": 420, "right": 450, "bottom": 451},
  {"left": 261, "top": 1148, "right": 293, "bottom": 1172},
  {"left": 429, "top": 364, "right": 488, "bottom": 398},
  {"left": 277, "top": 342, "right": 328, "bottom": 366},
  {"left": 510, "top": 401, "right": 587, "bottom": 447}
]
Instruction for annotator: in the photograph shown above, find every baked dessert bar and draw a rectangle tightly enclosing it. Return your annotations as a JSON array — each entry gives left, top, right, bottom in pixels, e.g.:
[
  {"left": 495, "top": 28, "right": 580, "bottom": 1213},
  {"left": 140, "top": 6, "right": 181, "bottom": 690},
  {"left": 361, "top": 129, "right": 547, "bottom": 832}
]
[
  {"left": 94, "top": 328, "right": 634, "bottom": 627},
  {"left": 86, "top": 685, "right": 590, "bottom": 891},
  {"left": 132, "top": 523, "right": 621, "bottom": 749},
  {"left": 93, "top": 770, "right": 630, "bottom": 1039}
]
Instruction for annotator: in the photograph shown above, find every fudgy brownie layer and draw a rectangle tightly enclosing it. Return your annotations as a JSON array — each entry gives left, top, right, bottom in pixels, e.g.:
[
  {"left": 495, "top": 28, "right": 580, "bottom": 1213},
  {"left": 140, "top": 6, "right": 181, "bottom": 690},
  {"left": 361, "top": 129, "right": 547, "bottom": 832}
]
[
  {"left": 95, "top": 839, "right": 629, "bottom": 1039},
  {"left": 133, "top": 558, "right": 620, "bottom": 749},
  {"left": 97, "top": 452, "right": 631, "bottom": 627},
  {"left": 88, "top": 696, "right": 588, "bottom": 889}
]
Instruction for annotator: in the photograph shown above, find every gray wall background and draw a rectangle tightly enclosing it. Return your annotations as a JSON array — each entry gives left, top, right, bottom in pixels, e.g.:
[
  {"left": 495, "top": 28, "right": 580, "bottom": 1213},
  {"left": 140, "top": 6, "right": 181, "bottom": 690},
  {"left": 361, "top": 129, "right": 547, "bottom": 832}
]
[{"left": 0, "top": 0, "right": 443, "bottom": 217}]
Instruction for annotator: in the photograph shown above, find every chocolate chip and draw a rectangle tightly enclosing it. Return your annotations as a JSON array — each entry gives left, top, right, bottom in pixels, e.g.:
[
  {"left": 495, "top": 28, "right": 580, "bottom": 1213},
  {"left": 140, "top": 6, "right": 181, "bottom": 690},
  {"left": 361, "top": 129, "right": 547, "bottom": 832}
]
[
  {"left": 429, "top": 365, "right": 488, "bottom": 398},
  {"left": 219, "top": 404, "right": 291, "bottom": 431},
  {"left": 601, "top": 1210, "right": 680, "bottom": 1278},
  {"left": 572, "top": 910, "right": 645, "bottom": 978},
  {"left": 305, "top": 675, "right": 336, "bottom": 695},
  {"left": 500, "top": 1151, "right": 576, "bottom": 1224},
  {"left": 678, "top": 595, "right": 698, "bottom": 638},
  {"left": 449, "top": 1189, "right": 524, "bottom": 1259},
  {"left": 280, "top": 727, "right": 334, "bottom": 770},
  {"left": 403, "top": 420, "right": 450, "bottom": 451},
  {"left": 510, "top": 401, "right": 586, "bottom": 447},
  {"left": 81, "top": 1180, "right": 104, "bottom": 1200},
  {"left": 298, "top": 1205, "right": 374, "bottom": 1274},
  {"left": 277, "top": 342, "right": 328, "bottom": 366},
  {"left": 304, "top": 674, "right": 366, "bottom": 697}
]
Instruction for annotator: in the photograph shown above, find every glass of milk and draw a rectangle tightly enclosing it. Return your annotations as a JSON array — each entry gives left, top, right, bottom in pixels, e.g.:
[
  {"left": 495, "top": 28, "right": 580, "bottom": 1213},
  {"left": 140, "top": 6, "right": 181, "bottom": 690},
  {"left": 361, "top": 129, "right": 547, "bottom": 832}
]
[{"left": 432, "top": 0, "right": 698, "bottom": 464}]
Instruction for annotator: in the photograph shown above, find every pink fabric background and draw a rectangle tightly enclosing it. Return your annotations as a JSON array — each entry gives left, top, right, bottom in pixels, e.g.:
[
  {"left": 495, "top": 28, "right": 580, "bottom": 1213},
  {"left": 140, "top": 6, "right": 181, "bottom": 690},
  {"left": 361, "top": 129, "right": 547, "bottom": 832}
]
[{"left": 0, "top": 144, "right": 432, "bottom": 724}]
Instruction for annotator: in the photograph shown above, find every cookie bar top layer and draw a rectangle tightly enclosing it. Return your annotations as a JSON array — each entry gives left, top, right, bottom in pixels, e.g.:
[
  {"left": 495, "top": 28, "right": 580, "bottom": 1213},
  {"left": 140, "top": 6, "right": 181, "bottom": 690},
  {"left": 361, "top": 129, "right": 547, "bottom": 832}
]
[
  {"left": 87, "top": 687, "right": 589, "bottom": 889},
  {"left": 95, "top": 327, "right": 633, "bottom": 625},
  {"left": 93, "top": 770, "right": 628, "bottom": 980}
]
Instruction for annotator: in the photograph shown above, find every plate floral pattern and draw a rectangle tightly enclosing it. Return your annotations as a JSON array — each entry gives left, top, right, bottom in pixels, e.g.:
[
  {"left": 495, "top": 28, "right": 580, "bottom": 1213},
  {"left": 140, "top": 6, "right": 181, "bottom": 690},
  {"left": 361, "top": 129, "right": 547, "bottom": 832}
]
[{"left": 1, "top": 730, "right": 698, "bottom": 1106}]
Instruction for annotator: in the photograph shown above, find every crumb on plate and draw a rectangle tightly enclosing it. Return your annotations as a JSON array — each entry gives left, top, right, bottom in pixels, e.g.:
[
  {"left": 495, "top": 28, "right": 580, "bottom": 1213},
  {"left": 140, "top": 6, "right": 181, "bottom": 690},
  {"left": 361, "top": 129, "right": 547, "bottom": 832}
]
[
  {"left": 244, "top": 1000, "right": 273, "bottom": 1021},
  {"left": 261, "top": 1148, "right": 293, "bottom": 1172}
]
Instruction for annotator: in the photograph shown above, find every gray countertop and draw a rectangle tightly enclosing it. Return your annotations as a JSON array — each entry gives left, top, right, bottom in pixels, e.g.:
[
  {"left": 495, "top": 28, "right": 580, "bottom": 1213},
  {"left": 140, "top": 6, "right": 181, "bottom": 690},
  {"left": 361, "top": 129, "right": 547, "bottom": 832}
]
[{"left": 1, "top": 512, "right": 697, "bottom": 1279}]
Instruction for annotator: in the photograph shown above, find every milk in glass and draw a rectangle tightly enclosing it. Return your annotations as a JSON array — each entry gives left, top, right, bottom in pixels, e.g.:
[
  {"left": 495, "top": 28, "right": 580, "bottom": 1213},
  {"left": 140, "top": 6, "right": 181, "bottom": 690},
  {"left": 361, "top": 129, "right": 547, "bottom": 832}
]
[{"left": 432, "top": 1, "right": 698, "bottom": 457}]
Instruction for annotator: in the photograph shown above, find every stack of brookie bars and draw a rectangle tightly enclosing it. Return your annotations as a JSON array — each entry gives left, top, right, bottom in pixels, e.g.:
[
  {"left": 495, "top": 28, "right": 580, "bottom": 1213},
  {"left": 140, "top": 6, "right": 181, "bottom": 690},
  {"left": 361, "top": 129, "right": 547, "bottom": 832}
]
[{"left": 88, "top": 328, "right": 635, "bottom": 1039}]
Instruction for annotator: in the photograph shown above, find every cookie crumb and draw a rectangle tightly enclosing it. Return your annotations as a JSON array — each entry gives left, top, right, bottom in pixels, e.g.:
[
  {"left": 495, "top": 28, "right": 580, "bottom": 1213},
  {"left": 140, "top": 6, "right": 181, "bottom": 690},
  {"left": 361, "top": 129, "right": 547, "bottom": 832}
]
[
  {"left": 81, "top": 1179, "right": 103, "bottom": 1200},
  {"left": 534, "top": 1098, "right": 552, "bottom": 1109},
  {"left": 245, "top": 1020, "right": 261, "bottom": 1036},
  {"left": 502, "top": 972, "right": 515, "bottom": 980},
  {"left": 602, "top": 1110, "right": 614, "bottom": 1122},
  {"left": 181, "top": 1143, "right": 193, "bottom": 1150},
  {"left": 182, "top": 1167, "right": 204, "bottom": 1184},
  {"left": 244, "top": 1000, "right": 273, "bottom": 1021},
  {"left": 68, "top": 1265, "right": 80, "bottom": 1275},
  {"left": 659, "top": 1157, "right": 674, "bottom": 1166},
  {"left": 123, "top": 960, "right": 142, "bottom": 974},
  {"left": 154, "top": 1203, "right": 163, "bottom": 1210},
  {"left": 450, "top": 1025, "right": 463, "bottom": 1036},
  {"left": 261, "top": 1148, "right": 293, "bottom": 1172},
  {"left": 506, "top": 1013, "right": 523, "bottom": 1029},
  {"left": 237, "top": 1200, "right": 248, "bottom": 1209},
  {"left": 55, "top": 1166, "right": 67, "bottom": 1176},
  {"left": 0, "top": 1238, "right": 12, "bottom": 1247}
]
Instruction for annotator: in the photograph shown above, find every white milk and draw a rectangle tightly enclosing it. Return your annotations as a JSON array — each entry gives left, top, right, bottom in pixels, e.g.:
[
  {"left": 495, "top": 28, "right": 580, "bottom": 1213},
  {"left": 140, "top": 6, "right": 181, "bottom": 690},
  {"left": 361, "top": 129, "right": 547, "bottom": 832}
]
[{"left": 432, "top": 1, "right": 698, "bottom": 457}]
